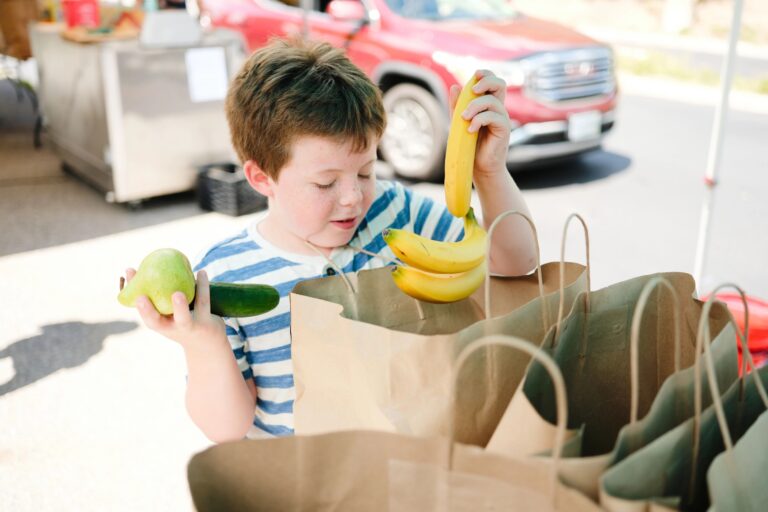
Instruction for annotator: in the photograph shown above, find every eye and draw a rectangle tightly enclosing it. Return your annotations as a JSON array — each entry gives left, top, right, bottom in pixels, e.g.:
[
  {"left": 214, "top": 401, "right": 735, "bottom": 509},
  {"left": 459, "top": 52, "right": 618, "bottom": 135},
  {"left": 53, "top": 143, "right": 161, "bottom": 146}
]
[
  {"left": 315, "top": 181, "right": 335, "bottom": 190},
  {"left": 358, "top": 173, "right": 372, "bottom": 180}
]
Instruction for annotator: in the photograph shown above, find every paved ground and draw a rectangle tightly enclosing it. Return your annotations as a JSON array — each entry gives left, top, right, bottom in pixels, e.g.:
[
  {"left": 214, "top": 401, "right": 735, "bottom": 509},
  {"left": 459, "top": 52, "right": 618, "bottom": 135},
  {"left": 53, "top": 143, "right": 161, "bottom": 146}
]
[
  {"left": 0, "top": 79, "right": 217, "bottom": 510},
  {"left": 2, "top": 13, "right": 768, "bottom": 510}
]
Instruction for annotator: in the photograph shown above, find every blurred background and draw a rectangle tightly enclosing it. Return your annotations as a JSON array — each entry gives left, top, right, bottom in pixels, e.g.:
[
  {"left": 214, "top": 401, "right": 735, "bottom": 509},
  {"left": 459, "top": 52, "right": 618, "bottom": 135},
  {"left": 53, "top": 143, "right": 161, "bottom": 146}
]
[{"left": 1, "top": 0, "right": 767, "bottom": 509}]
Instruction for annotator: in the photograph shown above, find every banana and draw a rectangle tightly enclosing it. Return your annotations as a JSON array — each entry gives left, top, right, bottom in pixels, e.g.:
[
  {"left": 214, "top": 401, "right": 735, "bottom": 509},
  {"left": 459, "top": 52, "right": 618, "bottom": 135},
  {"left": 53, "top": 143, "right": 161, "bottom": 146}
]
[
  {"left": 390, "top": 260, "right": 487, "bottom": 304},
  {"left": 444, "top": 75, "right": 481, "bottom": 218},
  {"left": 387, "top": 75, "right": 487, "bottom": 303},
  {"left": 383, "top": 208, "right": 487, "bottom": 274}
]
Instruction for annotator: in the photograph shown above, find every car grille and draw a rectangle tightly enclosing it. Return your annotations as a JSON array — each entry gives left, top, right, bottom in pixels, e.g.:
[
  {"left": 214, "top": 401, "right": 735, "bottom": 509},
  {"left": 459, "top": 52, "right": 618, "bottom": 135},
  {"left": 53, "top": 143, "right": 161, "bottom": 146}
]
[{"left": 524, "top": 47, "right": 615, "bottom": 103}]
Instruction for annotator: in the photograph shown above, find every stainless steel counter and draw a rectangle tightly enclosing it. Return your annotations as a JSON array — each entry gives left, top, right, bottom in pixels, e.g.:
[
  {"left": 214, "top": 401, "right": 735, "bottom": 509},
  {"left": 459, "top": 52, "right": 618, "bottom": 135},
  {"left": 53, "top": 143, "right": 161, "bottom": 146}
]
[{"left": 29, "top": 23, "right": 245, "bottom": 203}]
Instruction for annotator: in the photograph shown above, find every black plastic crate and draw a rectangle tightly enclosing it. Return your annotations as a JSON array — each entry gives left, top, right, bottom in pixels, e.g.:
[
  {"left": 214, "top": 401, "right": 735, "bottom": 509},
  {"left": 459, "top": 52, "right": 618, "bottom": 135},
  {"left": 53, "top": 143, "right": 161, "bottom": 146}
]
[{"left": 196, "top": 163, "right": 267, "bottom": 216}]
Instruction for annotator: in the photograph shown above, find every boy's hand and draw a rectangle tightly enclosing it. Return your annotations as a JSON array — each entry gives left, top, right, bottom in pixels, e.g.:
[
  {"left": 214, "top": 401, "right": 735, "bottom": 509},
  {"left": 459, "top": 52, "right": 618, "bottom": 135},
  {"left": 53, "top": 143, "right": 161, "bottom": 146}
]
[
  {"left": 448, "top": 70, "right": 511, "bottom": 179},
  {"left": 124, "top": 268, "right": 226, "bottom": 351}
]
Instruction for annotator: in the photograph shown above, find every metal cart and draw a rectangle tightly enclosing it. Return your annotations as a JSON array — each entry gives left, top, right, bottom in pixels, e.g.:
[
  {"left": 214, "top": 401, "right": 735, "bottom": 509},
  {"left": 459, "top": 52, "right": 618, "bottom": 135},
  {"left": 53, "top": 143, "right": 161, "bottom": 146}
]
[{"left": 29, "top": 23, "right": 245, "bottom": 204}]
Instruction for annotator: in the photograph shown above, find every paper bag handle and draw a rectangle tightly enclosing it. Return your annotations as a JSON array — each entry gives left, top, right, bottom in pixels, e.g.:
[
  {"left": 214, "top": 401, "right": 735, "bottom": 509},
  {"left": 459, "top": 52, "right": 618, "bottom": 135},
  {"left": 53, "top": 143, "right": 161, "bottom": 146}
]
[
  {"left": 554, "top": 213, "right": 592, "bottom": 342},
  {"left": 484, "top": 211, "right": 546, "bottom": 330},
  {"left": 694, "top": 284, "right": 766, "bottom": 448},
  {"left": 630, "top": 277, "right": 682, "bottom": 424},
  {"left": 303, "top": 239, "right": 358, "bottom": 295},
  {"left": 450, "top": 335, "right": 568, "bottom": 506},
  {"left": 689, "top": 284, "right": 768, "bottom": 498}
]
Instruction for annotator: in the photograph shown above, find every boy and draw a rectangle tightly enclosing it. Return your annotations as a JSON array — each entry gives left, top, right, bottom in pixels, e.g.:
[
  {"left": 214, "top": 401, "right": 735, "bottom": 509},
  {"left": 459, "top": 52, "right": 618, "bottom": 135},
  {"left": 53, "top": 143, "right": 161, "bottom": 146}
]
[{"left": 127, "top": 37, "right": 536, "bottom": 442}]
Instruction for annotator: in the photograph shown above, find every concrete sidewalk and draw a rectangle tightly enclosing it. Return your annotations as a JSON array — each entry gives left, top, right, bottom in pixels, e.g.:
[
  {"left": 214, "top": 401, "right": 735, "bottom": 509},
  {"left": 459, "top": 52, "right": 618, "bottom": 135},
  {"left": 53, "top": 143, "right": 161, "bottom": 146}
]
[
  {"left": 0, "top": 80, "right": 226, "bottom": 510},
  {"left": 580, "top": 25, "right": 768, "bottom": 61},
  {"left": 0, "top": 202, "right": 245, "bottom": 511}
]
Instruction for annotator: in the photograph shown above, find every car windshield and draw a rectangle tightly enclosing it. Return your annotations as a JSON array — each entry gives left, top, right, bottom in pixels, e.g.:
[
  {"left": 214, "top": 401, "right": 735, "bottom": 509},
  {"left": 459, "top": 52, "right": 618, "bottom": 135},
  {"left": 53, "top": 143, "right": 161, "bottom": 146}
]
[{"left": 383, "top": 0, "right": 518, "bottom": 21}]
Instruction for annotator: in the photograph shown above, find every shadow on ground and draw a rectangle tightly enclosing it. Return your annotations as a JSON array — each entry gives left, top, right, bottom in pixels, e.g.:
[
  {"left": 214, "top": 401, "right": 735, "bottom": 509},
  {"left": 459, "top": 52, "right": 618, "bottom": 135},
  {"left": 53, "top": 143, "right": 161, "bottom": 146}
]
[
  {"left": 389, "top": 149, "right": 632, "bottom": 190},
  {"left": 0, "top": 320, "right": 137, "bottom": 396},
  {"left": 513, "top": 149, "right": 631, "bottom": 190}
]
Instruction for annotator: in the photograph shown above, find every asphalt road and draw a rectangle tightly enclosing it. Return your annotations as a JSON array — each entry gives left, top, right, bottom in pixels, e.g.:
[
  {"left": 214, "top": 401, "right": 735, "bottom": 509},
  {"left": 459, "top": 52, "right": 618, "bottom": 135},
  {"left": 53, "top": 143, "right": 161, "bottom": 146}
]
[
  {"left": 1, "top": 85, "right": 767, "bottom": 511},
  {"left": 531, "top": 92, "right": 768, "bottom": 299}
]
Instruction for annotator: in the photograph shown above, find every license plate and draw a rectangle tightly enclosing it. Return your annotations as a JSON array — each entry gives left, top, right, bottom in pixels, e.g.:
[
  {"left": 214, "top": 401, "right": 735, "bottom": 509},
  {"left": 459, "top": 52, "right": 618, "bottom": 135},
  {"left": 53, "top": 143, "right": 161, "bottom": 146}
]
[{"left": 567, "top": 110, "right": 602, "bottom": 142}]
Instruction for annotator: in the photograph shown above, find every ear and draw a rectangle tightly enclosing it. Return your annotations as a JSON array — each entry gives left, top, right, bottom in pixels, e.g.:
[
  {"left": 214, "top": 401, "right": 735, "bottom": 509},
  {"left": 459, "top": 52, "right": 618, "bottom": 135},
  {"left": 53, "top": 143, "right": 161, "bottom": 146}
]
[{"left": 243, "top": 160, "right": 274, "bottom": 198}]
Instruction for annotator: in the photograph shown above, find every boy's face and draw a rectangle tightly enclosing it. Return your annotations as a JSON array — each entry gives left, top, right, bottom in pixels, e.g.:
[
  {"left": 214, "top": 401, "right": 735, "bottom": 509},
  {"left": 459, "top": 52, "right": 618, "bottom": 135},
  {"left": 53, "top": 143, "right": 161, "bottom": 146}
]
[{"left": 258, "top": 135, "right": 378, "bottom": 253}]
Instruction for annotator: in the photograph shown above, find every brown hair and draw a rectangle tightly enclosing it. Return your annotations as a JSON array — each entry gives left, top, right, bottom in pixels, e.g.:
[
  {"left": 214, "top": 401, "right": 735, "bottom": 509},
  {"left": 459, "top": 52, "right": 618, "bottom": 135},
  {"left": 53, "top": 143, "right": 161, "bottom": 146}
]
[{"left": 226, "top": 37, "right": 386, "bottom": 180}]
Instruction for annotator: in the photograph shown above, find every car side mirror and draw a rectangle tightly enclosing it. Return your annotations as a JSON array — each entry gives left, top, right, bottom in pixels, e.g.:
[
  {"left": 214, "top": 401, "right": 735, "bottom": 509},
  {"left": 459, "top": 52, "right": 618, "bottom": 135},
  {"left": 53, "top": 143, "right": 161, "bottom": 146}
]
[{"left": 326, "top": 0, "right": 366, "bottom": 22}]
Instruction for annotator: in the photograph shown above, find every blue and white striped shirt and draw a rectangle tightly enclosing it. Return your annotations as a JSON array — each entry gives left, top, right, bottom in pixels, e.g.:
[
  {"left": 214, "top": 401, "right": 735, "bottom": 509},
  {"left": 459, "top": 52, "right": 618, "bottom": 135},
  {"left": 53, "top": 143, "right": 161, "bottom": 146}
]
[{"left": 193, "top": 179, "right": 464, "bottom": 438}]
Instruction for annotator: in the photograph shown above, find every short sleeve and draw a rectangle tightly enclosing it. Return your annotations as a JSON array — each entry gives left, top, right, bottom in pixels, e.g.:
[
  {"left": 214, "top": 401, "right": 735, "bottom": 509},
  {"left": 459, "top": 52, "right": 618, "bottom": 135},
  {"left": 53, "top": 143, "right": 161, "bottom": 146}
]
[
  {"left": 191, "top": 235, "right": 254, "bottom": 381},
  {"left": 223, "top": 317, "right": 253, "bottom": 381},
  {"left": 404, "top": 186, "right": 465, "bottom": 243}
]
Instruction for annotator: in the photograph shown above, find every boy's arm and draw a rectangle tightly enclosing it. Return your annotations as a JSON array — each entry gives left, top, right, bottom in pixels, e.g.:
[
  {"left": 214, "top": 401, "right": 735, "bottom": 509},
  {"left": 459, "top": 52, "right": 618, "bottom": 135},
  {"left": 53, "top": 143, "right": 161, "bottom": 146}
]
[
  {"left": 183, "top": 335, "right": 257, "bottom": 443},
  {"left": 475, "top": 171, "right": 536, "bottom": 276},
  {"left": 130, "top": 269, "right": 256, "bottom": 443},
  {"left": 451, "top": 70, "right": 537, "bottom": 276}
]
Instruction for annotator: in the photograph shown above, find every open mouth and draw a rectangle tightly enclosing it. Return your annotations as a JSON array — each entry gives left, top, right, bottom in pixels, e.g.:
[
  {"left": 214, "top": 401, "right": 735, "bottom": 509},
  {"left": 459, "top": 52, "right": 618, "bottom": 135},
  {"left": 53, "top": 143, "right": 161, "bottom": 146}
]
[{"left": 330, "top": 217, "right": 357, "bottom": 230}]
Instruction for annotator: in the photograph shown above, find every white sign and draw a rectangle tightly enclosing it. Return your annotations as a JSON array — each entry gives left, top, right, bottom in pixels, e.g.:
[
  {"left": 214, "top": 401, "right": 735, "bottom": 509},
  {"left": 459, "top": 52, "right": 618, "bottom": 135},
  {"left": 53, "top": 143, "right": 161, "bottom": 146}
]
[
  {"left": 185, "top": 47, "right": 228, "bottom": 103},
  {"left": 567, "top": 110, "right": 602, "bottom": 142}
]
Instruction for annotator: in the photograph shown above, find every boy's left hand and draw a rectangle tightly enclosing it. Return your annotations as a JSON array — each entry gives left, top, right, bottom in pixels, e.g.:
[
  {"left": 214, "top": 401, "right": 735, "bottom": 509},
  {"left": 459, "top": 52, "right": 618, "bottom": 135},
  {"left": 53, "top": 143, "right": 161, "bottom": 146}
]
[{"left": 448, "top": 70, "right": 511, "bottom": 179}]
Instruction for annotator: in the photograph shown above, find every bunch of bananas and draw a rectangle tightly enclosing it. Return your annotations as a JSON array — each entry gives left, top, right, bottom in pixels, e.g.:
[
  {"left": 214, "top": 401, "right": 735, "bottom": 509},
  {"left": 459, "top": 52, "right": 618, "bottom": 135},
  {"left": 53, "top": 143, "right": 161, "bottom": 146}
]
[
  {"left": 385, "top": 76, "right": 488, "bottom": 304},
  {"left": 384, "top": 208, "right": 487, "bottom": 303}
]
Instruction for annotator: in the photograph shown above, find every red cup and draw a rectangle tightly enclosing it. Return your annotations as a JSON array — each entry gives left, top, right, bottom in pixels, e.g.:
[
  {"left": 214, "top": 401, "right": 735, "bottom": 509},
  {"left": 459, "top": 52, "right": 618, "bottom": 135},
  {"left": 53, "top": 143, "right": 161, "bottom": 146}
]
[{"left": 62, "top": 0, "right": 101, "bottom": 29}]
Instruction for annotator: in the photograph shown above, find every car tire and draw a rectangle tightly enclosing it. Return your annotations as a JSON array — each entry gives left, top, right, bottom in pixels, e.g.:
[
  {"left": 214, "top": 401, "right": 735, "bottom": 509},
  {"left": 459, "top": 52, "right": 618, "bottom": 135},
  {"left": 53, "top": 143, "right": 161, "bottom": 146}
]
[{"left": 379, "top": 83, "right": 448, "bottom": 182}]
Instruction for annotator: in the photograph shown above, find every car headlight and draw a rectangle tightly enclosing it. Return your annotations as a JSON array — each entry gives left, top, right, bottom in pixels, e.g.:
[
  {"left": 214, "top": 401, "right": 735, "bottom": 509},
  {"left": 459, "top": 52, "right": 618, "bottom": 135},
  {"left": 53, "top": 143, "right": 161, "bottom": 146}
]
[{"left": 433, "top": 51, "right": 526, "bottom": 87}]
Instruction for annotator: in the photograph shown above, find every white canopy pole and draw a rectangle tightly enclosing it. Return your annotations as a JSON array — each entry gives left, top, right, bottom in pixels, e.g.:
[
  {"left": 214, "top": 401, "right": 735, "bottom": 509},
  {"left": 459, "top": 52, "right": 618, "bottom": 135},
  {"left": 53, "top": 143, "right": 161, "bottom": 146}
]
[{"left": 692, "top": 0, "right": 745, "bottom": 293}]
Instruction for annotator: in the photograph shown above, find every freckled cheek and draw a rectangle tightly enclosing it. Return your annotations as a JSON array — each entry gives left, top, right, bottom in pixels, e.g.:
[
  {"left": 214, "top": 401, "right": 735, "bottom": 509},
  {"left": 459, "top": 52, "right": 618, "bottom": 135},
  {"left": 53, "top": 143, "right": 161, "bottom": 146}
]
[
  {"left": 361, "top": 184, "right": 375, "bottom": 212},
  {"left": 291, "top": 192, "right": 336, "bottom": 229}
]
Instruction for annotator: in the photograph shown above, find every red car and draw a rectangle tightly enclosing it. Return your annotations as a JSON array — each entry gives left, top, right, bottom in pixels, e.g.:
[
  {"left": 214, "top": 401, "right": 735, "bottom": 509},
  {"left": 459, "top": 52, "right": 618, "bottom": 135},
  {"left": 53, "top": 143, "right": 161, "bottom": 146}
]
[{"left": 197, "top": 0, "right": 618, "bottom": 180}]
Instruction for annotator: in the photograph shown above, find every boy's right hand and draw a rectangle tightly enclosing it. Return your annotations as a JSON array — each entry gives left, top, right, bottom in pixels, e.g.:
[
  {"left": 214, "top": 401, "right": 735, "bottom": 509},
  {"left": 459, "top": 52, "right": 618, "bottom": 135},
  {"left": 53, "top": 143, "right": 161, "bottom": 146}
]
[{"left": 124, "top": 268, "right": 226, "bottom": 350}]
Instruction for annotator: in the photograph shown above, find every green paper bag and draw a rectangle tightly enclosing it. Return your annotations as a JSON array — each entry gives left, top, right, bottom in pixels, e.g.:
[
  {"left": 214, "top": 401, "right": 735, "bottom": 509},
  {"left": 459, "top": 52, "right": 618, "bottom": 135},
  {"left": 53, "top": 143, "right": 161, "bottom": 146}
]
[
  {"left": 608, "top": 296, "right": 738, "bottom": 466},
  {"left": 488, "top": 276, "right": 735, "bottom": 501},
  {"left": 600, "top": 366, "right": 768, "bottom": 511},
  {"left": 707, "top": 410, "right": 768, "bottom": 511},
  {"left": 600, "top": 289, "right": 768, "bottom": 511},
  {"left": 525, "top": 273, "right": 720, "bottom": 455}
]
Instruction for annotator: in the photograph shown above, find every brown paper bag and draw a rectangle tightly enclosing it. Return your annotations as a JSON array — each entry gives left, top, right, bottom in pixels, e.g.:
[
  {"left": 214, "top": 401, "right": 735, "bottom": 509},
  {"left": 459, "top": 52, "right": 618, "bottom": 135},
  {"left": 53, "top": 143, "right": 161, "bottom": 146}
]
[
  {"left": 291, "top": 211, "right": 590, "bottom": 446},
  {"left": 187, "top": 426, "right": 602, "bottom": 512},
  {"left": 291, "top": 261, "right": 588, "bottom": 445},
  {"left": 187, "top": 335, "right": 601, "bottom": 512}
]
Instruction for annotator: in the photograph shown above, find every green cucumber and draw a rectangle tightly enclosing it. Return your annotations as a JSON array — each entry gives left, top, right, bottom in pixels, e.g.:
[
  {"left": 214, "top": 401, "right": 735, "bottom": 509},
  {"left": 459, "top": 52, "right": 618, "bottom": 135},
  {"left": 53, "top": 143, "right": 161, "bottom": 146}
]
[{"left": 207, "top": 282, "right": 280, "bottom": 317}]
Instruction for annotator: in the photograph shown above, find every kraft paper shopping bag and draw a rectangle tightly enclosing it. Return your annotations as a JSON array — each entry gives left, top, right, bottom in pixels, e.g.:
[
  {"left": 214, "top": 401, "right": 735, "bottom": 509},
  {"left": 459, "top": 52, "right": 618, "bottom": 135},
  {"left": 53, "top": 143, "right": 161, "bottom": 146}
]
[
  {"left": 187, "top": 335, "right": 601, "bottom": 512},
  {"left": 707, "top": 410, "right": 768, "bottom": 511},
  {"left": 599, "top": 286, "right": 768, "bottom": 511},
  {"left": 486, "top": 213, "right": 733, "bottom": 501},
  {"left": 489, "top": 276, "right": 736, "bottom": 501},
  {"left": 291, "top": 212, "right": 588, "bottom": 446}
]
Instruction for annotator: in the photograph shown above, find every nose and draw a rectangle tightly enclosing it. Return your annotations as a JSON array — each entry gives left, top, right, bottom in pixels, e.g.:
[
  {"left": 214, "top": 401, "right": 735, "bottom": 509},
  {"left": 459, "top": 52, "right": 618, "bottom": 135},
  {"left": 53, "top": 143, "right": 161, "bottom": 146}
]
[{"left": 338, "top": 177, "right": 362, "bottom": 207}]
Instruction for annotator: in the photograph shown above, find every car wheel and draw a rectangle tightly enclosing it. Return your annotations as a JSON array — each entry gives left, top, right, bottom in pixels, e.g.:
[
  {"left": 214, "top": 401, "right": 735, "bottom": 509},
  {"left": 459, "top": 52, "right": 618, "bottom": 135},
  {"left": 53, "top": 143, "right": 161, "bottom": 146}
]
[{"left": 379, "top": 83, "right": 448, "bottom": 182}]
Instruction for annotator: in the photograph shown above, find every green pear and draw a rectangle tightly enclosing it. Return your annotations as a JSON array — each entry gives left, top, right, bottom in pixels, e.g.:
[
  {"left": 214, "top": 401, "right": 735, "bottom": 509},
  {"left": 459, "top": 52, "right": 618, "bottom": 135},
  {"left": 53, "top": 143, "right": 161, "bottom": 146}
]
[{"left": 118, "top": 248, "right": 196, "bottom": 315}]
